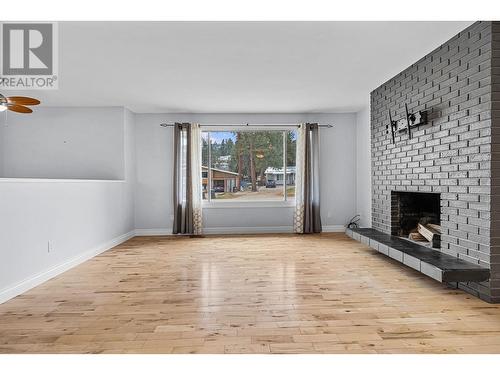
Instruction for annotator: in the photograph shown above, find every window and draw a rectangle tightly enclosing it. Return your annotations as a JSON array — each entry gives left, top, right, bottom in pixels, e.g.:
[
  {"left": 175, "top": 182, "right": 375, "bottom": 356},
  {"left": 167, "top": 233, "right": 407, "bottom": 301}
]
[{"left": 202, "top": 129, "right": 296, "bottom": 202}]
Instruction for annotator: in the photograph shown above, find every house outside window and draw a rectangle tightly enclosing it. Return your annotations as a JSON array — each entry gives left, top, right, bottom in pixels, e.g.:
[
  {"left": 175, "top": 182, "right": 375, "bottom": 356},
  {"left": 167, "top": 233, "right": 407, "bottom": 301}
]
[
  {"left": 202, "top": 129, "right": 296, "bottom": 202},
  {"left": 265, "top": 166, "right": 296, "bottom": 185}
]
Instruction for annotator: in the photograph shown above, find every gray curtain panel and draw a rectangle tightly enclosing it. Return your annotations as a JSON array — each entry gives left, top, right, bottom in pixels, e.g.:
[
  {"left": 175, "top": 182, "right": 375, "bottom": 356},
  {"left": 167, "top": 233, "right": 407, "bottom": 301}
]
[
  {"left": 303, "top": 123, "right": 322, "bottom": 233},
  {"left": 173, "top": 122, "right": 194, "bottom": 234}
]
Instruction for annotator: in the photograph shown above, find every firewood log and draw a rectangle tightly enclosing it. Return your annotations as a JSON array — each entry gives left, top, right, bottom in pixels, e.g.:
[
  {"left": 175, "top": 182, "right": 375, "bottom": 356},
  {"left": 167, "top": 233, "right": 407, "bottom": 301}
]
[
  {"left": 418, "top": 223, "right": 441, "bottom": 248},
  {"left": 409, "top": 232, "right": 427, "bottom": 242},
  {"left": 427, "top": 223, "right": 441, "bottom": 233}
]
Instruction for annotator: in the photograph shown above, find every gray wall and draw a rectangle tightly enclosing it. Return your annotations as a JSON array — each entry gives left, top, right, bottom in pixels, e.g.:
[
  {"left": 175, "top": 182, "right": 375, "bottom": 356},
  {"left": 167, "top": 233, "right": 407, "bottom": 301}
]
[
  {"left": 371, "top": 21, "right": 498, "bottom": 302},
  {"left": 0, "top": 107, "right": 126, "bottom": 180},
  {"left": 0, "top": 113, "right": 4, "bottom": 176},
  {"left": 355, "top": 102, "right": 372, "bottom": 227},
  {"left": 134, "top": 113, "right": 357, "bottom": 233},
  {"left": 123, "top": 108, "right": 137, "bottom": 233}
]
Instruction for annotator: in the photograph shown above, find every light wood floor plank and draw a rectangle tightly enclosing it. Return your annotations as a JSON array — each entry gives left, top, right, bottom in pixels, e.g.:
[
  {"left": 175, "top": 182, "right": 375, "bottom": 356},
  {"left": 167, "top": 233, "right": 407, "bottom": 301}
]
[{"left": 0, "top": 233, "right": 499, "bottom": 353}]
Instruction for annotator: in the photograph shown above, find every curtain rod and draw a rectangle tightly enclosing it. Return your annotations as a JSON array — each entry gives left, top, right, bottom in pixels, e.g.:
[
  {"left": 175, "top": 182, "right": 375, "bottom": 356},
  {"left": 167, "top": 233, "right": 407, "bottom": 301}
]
[{"left": 159, "top": 123, "right": 333, "bottom": 128}]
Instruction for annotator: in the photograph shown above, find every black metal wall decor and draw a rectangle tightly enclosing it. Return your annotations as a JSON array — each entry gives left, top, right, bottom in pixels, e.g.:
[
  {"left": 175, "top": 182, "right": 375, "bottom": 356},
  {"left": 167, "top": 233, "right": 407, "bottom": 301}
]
[{"left": 387, "top": 104, "right": 428, "bottom": 143}]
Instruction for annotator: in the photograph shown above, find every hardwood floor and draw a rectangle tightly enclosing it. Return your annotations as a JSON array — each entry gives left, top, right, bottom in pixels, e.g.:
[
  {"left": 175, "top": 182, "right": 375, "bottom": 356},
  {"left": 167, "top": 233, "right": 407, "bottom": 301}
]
[{"left": 1, "top": 233, "right": 500, "bottom": 354}]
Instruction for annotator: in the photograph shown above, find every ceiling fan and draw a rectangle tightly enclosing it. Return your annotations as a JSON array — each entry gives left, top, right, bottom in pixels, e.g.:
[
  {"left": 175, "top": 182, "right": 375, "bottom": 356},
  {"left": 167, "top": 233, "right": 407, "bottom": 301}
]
[{"left": 0, "top": 94, "right": 41, "bottom": 114}]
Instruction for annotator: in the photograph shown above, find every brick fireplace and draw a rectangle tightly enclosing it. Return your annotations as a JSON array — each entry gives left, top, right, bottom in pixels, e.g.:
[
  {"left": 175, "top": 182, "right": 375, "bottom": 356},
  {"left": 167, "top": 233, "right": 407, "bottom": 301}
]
[{"left": 370, "top": 21, "right": 500, "bottom": 302}]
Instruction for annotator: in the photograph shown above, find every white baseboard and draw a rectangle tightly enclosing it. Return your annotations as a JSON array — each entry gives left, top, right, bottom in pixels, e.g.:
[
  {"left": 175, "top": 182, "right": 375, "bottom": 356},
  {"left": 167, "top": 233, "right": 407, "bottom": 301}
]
[
  {"left": 135, "top": 227, "right": 293, "bottom": 236},
  {"left": 134, "top": 228, "right": 171, "bottom": 236},
  {"left": 203, "top": 226, "right": 293, "bottom": 235},
  {"left": 0, "top": 230, "right": 135, "bottom": 305},
  {"left": 322, "top": 225, "right": 346, "bottom": 232},
  {"left": 204, "top": 225, "right": 346, "bottom": 234},
  {"left": 135, "top": 225, "right": 347, "bottom": 236}
]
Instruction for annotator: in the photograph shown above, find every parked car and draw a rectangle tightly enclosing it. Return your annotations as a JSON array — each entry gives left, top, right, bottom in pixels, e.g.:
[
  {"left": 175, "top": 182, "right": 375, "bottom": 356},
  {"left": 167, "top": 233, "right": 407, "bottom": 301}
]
[
  {"left": 265, "top": 180, "right": 276, "bottom": 188},
  {"left": 240, "top": 181, "right": 252, "bottom": 191},
  {"left": 213, "top": 186, "right": 225, "bottom": 193}
]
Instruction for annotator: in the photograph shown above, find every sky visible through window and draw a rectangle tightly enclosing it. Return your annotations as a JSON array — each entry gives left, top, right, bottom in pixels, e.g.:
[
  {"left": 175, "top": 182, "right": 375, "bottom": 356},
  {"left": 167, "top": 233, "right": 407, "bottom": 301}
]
[{"left": 209, "top": 131, "right": 236, "bottom": 144}]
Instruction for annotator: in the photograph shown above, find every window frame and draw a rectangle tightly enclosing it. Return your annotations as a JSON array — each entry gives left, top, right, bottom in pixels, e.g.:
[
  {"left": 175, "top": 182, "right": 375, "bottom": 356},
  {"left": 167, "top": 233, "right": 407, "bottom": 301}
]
[{"left": 201, "top": 126, "right": 296, "bottom": 208}]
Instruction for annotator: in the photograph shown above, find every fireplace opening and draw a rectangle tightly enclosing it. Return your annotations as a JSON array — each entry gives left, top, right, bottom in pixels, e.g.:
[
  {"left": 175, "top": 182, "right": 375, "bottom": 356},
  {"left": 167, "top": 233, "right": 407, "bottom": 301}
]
[{"left": 391, "top": 191, "right": 441, "bottom": 248}]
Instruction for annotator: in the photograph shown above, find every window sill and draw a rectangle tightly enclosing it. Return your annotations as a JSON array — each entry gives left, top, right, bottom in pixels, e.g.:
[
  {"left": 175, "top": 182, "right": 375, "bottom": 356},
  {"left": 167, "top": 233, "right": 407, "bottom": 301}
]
[{"left": 202, "top": 200, "right": 296, "bottom": 209}]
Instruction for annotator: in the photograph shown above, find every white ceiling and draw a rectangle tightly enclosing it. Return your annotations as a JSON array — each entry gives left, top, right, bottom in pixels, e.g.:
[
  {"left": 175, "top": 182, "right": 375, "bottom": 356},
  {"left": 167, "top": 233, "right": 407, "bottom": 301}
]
[{"left": 4, "top": 21, "right": 473, "bottom": 113}]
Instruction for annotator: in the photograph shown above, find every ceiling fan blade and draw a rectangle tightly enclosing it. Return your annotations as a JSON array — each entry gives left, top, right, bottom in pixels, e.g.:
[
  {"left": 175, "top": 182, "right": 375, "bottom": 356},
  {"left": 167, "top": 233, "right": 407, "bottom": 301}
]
[
  {"left": 8, "top": 104, "right": 33, "bottom": 113},
  {"left": 6, "top": 96, "right": 40, "bottom": 106}
]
